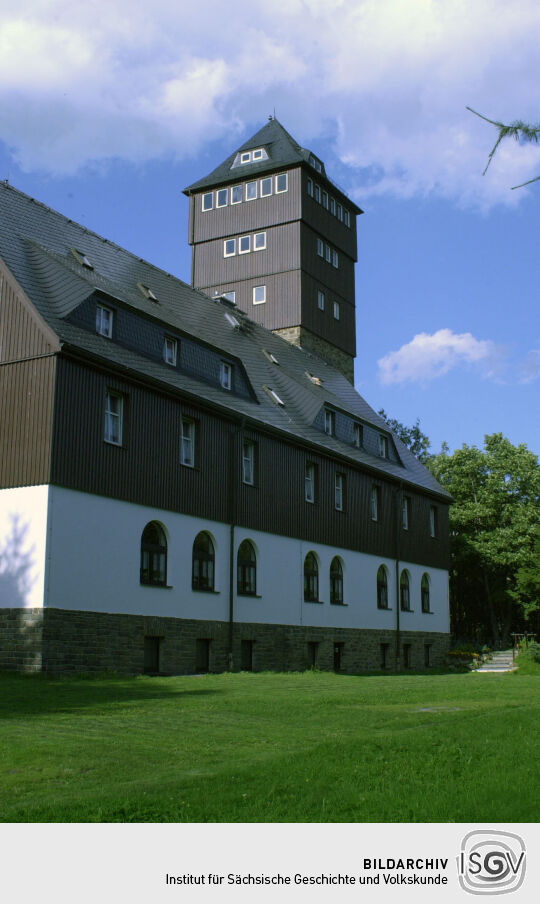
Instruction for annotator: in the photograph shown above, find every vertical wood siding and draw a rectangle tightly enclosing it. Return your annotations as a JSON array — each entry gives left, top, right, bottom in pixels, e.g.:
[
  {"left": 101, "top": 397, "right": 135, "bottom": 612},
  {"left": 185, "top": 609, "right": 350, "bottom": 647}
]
[
  {"left": 0, "top": 357, "right": 56, "bottom": 487},
  {"left": 198, "top": 271, "right": 302, "bottom": 332},
  {"left": 51, "top": 356, "right": 450, "bottom": 570},
  {"left": 193, "top": 222, "right": 300, "bottom": 288}
]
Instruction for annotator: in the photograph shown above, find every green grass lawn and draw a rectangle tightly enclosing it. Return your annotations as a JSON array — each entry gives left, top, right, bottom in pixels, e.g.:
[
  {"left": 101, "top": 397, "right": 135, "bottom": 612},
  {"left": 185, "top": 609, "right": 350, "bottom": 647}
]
[{"left": 1, "top": 667, "right": 538, "bottom": 822}]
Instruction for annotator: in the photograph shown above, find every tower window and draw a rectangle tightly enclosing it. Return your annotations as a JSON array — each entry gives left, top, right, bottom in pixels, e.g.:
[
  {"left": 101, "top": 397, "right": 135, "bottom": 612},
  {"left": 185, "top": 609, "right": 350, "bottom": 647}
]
[
  {"left": 216, "top": 188, "right": 228, "bottom": 208},
  {"left": 275, "top": 173, "right": 288, "bottom": 193},
  {"left": 307, "top": 178, "right": 313, "bottom": 197},
  {"left": 240, "top": 152, "right": 251, "bottom": 164},
  {"left": 239, "top": 235, "right": 251, "bottom": 254},
  {"left": 314, "top": 184, "right": 321, "bottom": 203},
  {"left": 330, "top": 197, "right": 336, "bottom": 215},
  {"left": 202, "top": 193, "right": 213, "bottom": 211},
  {"left": 332, "top": 249, "right": 339, "bottom": 268},
  {"left": 224, "top": 239, "right": 236, "bottom": 257},
  {"left": 246, "top": 181, "right": 257, "bottom": 200},
  {"left": 322, "top": 191, "right": 328, "bottom": 209},
  {"left": 336, "top": 203, "right": 343, "bottom": 221},
  {"left": 260, "top": 177, "right": 272, "bottom": 197},
  {"left": 317, "top": 290, "right": 325, "bottom": 310},
  {"left": 253, "top": 285, "right": 266, "bottom": 305},
  {"left": 254, "top": 232, "right": 266, "bottom": 250},
  {"left": 333, "top": 302, "right": 340, "bottom": 320},
  {"left": 231, "top": 185, "right": 242, "bottom": 204},
  {"left": 325, "top": 244, "right": 331, "bottom": 263},
  {"left": 344, "top": 209, "right": 350, "bottom": 227},
  {"left": 317, "top": 238, "right": 324, "bottom": 257}
]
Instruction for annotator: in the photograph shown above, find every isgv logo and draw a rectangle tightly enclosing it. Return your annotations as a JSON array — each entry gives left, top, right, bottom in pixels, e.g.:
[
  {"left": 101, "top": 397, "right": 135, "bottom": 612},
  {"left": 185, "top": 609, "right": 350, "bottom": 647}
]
[{"left": 458, "top": 830, "right": 526, "bottom": 895}]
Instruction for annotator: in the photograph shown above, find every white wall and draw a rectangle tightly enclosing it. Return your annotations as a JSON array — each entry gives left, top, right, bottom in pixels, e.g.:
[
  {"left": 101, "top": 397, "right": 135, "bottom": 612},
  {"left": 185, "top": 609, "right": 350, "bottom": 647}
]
[
  {"left": 0, "top": 485, "right": 49, "bottom": 608},
  {"left": 46, "top": 486, "right": 450, "bottom": 633}
]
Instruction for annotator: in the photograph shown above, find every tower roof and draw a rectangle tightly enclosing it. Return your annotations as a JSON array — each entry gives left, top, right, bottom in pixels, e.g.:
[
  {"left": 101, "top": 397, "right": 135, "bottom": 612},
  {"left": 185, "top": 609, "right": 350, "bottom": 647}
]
[{"left": 183, "top": 118, "right": 362, "bottom": 212}]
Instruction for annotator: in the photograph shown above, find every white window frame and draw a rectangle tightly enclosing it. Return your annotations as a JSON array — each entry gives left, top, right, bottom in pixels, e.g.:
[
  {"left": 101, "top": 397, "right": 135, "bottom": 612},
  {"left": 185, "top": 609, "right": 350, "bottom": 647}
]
[
  {"left": 353, "top": 422, "right": 362, "bottom": 449},
  {"left": 344, "top": 209, "right": 350, "bottom": 227},
  {"left": 329, "top": 197, "right": 336, "bottom": 215},
  {"left": 254, "top": 232, "right": 266, "bottom": 251},
  {"left": 231, "top": 185, "right": 242, "bottom": 205},
  {"left": 332, "top": 249, "right": 339, "bottom": 268},
  {"left": 260, "top": 177, "right": 272, "bottom": 197},
  {"left": 253, "top": 285, "right": 266, "bottom": 305},
  {"left": 222, "top": 291, "right": 236, "bottom": 303},
  {"left": 337, "top": 203, "right": 343, "bottom": 221},
  {"left": 252, "top": 148, "right": 263, "bottom": 160},
  {"left": 307, "top": 178, "right": 313, "bottom": 197},
  {"left": 180, "top": 417, "right": 195, "bottom": 467},
  {"left": 322, "top": 191, "right": 328, "bottom": 209},
  {"left": 305, "top": 463, "right": 315, "bottom": 503},
  {"left": 314, "top": 184, "right": 321, "bottom": 203},
  {"left": 104, "top": 391, "right": 123, "bottom": 446},
  {"left": 335, "top": 473, "right": 344, "bottom": 511},
  {"left": 163, "top": 336, "right": 177, "bottom": 366},
  {"left": 317, "top": 238, "right": 324, "bottom": 258},
  {"left": 371, "top": 486, "right": 379, "bottom": 521},
  {"left": 246, "top": 181, "right": 257, "bottom": 201},
  {"left": 202, "top": 192, "right": 213, "bottom": 211},
  {"left": 240, "top": 152, "right": 251, "bottom": 164},
  {"left": 325, "top": 244, "right": 331, "bottom": 263},
  {"left": 324, "top": 409, "right": 335, "bottom": 436},
  {"left": 96, "top": 304, "right": 113, "bottom": 338},
  {"left": 239, "top": 235, "right": 251, "bottom": 254},
  {"left": 333, "top": 301, "right": 340, "bottom": 320},
  {"left": 379, "top": 435, "right": 388, "bottom": 458},
  {"left": 317, "top": 290, "right": 325, "bottom": 310},
  {"left": 220, "top": 361, "right": 232, "bottom": 390},
  {"left": 275, "top": 173, "right": 288, "bottom": 193},
  {"left": 242, "top": 441, "right": 255, "bottom": 485},
  {"left": 224, "top": 239, "right": 236, "bottom": 257},
  {"left": 216, "top": 188, "right": 228, "bottom": 208}
]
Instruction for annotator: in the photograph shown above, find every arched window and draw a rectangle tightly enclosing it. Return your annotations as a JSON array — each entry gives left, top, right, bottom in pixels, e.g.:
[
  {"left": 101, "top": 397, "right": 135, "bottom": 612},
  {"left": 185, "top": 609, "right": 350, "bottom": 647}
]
[
  {"left": 140, "top": 522, "right": 167, "bottom": 586},
  {"left": 237, "top": 540, "right": 256, "bottom": 595},
  {"left": 304, "top": 552, "right": 319, "bottom": 602},
  {"left": 192, "top": 532, "right": 215, "bottom": 591},
  {"left": 421, "top": 573, "right": 431, "bottom": 612},
  {"left": 400, "top": 570, "right": 411, "bottom": 611},
  {"left": 377, "top": 565, "right": 389, "bottom": 609},
  {"left": 330, "top": 557, "right": 343, "bottom": 604}
]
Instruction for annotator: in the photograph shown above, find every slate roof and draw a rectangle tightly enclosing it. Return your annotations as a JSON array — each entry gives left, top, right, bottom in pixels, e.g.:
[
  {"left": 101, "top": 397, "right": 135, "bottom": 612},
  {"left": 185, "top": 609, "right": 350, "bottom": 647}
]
[
  {"left": 0, "top": 180, "right": 450, "bottom": 500},
  {"left": 183, "top": 118, "right": 363, "bottom": 213}
]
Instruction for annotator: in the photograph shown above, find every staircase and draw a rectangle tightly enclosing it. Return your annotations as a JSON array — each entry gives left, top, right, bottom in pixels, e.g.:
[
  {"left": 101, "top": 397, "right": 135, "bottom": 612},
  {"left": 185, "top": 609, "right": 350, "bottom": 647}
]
[{"left": 475, "top": 649, "right": 516, "bottom": 673}]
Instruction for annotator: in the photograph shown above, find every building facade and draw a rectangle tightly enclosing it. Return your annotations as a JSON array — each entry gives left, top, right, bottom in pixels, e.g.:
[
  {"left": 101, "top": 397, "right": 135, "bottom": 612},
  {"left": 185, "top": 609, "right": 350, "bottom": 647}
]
[{"left": 0, "top": 121, "right": 451, "bottom": 675}]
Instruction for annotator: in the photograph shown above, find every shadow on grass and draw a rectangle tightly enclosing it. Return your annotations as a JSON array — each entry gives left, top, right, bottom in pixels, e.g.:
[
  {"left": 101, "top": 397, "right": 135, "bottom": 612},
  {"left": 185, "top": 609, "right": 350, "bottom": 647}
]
[{"left": 0, "top": 672, "right": 222, "bottom": 720}]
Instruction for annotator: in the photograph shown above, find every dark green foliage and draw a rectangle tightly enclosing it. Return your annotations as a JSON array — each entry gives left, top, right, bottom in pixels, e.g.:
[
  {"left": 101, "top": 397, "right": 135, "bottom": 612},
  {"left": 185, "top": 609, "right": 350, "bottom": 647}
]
[{"left": 429, "top": 434, "right": 540, "bottom": 645}]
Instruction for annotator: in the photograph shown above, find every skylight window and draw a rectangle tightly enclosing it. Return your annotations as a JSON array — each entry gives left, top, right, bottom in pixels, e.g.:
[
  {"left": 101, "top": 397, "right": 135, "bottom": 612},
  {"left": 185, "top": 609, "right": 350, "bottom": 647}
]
[
  {"left": 225, "top": 312, "right": 241, "bottom": 329},
  {"left": 263, "top": 349, "right": 279, "bottom": 365},
  {"left": 262, "top": 385, "right": 285, "bottom": 406},
  {"left": 71, "top": 248, "right": 93, "bottom": 270},
  {"left": 306, "top": 371, "right": 322, "bottom": 386},
  {"left": 137, "top": 282, "right": 157, "bottom": 301}
]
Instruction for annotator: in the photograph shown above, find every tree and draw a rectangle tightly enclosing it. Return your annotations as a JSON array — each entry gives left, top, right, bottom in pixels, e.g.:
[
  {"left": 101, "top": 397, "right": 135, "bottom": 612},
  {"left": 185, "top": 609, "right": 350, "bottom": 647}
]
[
  {"left": 377, "top": 409, "right": 432, "bottom": 463},
  {"left": 467, "top": 107, "right": 540, "bottom": 189},
  {"left": 429, "top": 434, "right": 540, "bottom": 645}
]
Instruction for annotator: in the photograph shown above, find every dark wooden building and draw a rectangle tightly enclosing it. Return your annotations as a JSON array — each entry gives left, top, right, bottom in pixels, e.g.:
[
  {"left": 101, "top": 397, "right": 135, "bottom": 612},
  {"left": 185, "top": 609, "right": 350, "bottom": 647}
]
[{"left": 0, "top": 120, "right": 451, "bottom": 675}]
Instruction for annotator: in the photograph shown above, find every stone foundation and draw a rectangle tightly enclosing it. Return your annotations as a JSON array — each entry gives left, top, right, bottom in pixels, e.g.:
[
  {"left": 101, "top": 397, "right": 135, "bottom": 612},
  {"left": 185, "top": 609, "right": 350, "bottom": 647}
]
[
  {"left": 272, "top": 327, "right": 354, "bottom": 384},
  {"left": 1, "top": 608, "right": 449, "bottom": 675}
]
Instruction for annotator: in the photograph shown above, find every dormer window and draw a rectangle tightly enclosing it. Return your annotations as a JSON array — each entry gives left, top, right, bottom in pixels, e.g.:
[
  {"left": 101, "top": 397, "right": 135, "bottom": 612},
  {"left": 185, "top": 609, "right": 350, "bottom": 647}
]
[
  {"left": 163, "top": 337, "right": 177, "bottom": 366},
  {"left": 252, "top": 149, "right": 264, "bottom": 160},
  {"left": 220, "top": 361, "right": 232, "bottom": 390},
  {"left": 241, "top": 152, "right": 251, "bottom": 164},
  {"left": 309, "top": 154, "right": 322, "bottom": 173},
  {"left": 353, "top": 423, "right": 362, "bottom": 449},
  {"left": 137, "top": 282, "right": 157, "bottom": 301},
  {"left": 324, "top": 409, "right": 335, "bottom": 436},
  {"left": 71, "top": 248, "right": 93, "bottom": 270},
  {"left": 233, "top": 148, "right": 268, "bottom": 167},
  {"left": 96, "top": 304, "right": 113, "bottom": 338},
  {"left": 379, "top": 435, "right": 389, "bottom": 458}
]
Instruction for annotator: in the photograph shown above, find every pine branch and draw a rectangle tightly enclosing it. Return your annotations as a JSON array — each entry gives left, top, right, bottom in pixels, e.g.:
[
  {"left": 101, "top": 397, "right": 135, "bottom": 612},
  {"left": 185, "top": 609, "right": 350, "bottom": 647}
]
[{"left": 467, "top": 107, "right": 540, "bottom": 180}]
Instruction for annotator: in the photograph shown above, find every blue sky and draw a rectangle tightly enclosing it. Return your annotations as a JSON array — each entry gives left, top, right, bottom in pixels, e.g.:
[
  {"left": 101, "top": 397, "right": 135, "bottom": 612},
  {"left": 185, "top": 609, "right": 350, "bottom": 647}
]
[{"left": 1, "top": 0, "right": 539, "bottom": 456}]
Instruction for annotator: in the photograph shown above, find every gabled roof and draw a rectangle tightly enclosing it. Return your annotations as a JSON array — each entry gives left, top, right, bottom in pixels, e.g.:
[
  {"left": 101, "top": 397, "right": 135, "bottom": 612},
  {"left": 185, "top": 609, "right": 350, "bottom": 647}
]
[
  {"left": 183, "top": 118, "right": 363, "bottom": 213},
  {"left": 0, "top": 180, "right": 449, "bottom": 500}
]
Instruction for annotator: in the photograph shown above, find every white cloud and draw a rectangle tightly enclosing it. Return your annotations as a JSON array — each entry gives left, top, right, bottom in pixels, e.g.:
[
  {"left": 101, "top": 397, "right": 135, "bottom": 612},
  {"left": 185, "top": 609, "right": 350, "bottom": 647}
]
[
  {"left": 0, "top": 0, "right": 539, "bottom": 206},
  {"left": 377, "top": 328, "right": 506, "bottom": 385},
  {"left": 519, "top": 349, "right": 540, "bottom": 383}
]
